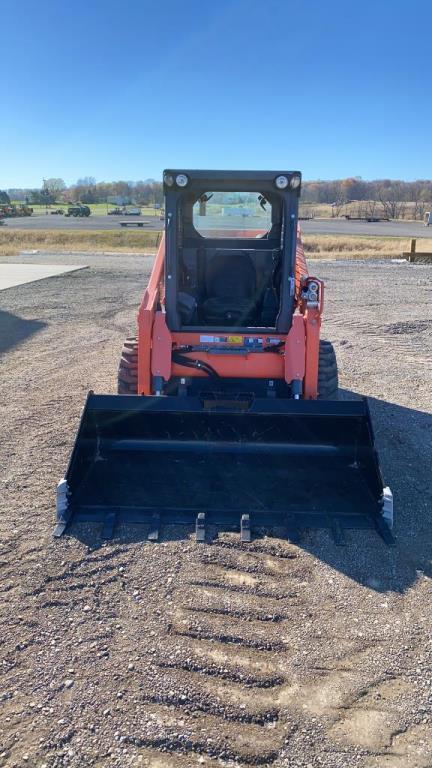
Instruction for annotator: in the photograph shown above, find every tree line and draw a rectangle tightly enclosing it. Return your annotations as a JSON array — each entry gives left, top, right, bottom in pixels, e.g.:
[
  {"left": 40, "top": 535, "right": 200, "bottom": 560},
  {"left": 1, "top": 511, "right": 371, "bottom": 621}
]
[
  {"left": 5, "top": 178, "right": 164, "bottom": 207},
  {"left": 301, "top": 177, "right": 432, "bottom": 219},
  {"left": 3, "top": 176, "right": 432, "bottom": 219}
]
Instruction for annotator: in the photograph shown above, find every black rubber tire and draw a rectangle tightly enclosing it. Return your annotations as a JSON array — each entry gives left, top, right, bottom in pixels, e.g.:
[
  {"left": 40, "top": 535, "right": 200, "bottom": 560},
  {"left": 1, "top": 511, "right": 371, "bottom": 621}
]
[
  {"left": 117, "top": 336, "right": 138, "bottom": 394},
  {"left": 317, "top": 339, "right": 339, "bottom": 400}
]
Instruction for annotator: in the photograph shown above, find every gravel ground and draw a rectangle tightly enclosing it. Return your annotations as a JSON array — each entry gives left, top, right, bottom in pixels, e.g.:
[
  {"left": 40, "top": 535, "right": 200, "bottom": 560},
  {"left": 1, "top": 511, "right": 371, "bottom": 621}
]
[{"left": 0, "top": 252, "right": 431, "bottom": 768}]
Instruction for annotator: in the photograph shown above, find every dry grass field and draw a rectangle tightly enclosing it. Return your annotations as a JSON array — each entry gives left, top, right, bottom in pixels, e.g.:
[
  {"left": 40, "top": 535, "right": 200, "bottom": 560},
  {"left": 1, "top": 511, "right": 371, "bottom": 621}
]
[
  {"left": 0, "top": 229, "right": 162, "bottom": 257},
  {"left": 1, "top": 228, "right": 431, "bottom": 261},
  {"left": 303, "top": 235, "right": 432, "bottom": 260}
]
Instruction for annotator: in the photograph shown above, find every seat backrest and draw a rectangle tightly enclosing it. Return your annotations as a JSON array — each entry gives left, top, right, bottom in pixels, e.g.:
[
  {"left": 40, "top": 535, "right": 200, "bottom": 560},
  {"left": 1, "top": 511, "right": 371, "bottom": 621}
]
[{"left": 205, "top": 251, "right": 256, "bottom": 299}]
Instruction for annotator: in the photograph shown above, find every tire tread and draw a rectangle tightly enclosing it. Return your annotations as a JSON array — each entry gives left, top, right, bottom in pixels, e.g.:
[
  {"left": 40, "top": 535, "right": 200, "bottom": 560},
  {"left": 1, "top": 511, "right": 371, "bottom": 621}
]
[{"left": 317, "top": 340, "right": 338, "bottom": 400}]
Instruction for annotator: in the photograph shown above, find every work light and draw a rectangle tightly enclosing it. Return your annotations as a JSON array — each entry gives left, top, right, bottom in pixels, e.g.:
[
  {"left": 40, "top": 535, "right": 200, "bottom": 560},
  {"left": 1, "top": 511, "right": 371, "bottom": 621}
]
[
  {"left": 275, "top": 175, "right": 289, "bottom": 189},
  {"left": 176, "top": 174, "right": 189, "bottom": 187},
  {"left": 164, "top": 173, "right": 174, "bottom": 187},
  {"left": 290, "top": 174, "right": 301, "bottom": 189}
]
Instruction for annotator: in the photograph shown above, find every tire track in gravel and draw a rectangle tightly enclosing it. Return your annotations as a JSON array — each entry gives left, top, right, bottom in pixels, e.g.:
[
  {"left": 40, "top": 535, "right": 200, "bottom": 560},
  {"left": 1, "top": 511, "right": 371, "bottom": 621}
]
[
  {"left": 326, "top": 316, "right": 432, "bottom": 367},
  {"left": 21, "top": 547, "right": 133, "bottom": 619},
  {"left": 136, "top": 534, "right": 430, "bottom": 767},
  {"left": 133, "top": 536, "right": 303, "bottom": 765},
  {"left": 134, "top": 536, "right": 414, "bottom": 767},
  {"left": 364, "top": 722, "right": 432, "bottom": 767},
  {"left": 0, "top": 545, "right": 132, "bottom": 712}
]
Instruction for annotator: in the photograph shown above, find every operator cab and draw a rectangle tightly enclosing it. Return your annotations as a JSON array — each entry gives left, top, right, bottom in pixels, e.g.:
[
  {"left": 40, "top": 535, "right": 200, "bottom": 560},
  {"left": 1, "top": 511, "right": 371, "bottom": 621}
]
[{"left": 163, "top": 170, "right": 301, "bottom": 334}]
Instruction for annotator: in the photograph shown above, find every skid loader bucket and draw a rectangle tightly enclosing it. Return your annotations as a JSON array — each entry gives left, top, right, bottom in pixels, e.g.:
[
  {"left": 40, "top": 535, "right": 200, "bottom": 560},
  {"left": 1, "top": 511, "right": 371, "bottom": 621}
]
[{"left": 55, "top": 394, "right": 394, "bottom": 545}]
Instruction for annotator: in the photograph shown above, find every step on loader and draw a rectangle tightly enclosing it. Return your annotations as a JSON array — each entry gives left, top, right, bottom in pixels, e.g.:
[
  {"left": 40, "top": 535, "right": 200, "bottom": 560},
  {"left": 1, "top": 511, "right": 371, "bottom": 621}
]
[{"left": 55, "top": 170, "right": 394, "bottom": 545}]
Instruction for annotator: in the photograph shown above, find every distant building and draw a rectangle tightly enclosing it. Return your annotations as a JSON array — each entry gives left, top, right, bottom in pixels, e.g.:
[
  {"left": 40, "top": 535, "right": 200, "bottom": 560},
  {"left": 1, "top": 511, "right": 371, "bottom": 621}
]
[{"left": 107, "top": 195, "right": 132, "bottom": 206}]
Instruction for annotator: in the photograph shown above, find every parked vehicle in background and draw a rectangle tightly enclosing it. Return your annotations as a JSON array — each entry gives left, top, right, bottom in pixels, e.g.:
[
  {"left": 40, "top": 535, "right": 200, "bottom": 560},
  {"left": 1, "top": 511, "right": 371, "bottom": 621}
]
[
  {"left": 50, "top": 209, "right": 65, "bottom": 215},
  {"left": 424, "top": 211, "right": 431, "bottom": 226},
  {"left": 18, "top": 205, "right": 33, "bottom": 216},
  {"left": 108, "top": 206, "right": 141, "bottom": 216},
  {"left": 65, "top": 205, "right": 91, "bottom": 218},
  {"left": 0, "top": 204, "right": 33, "bottom": 217}
]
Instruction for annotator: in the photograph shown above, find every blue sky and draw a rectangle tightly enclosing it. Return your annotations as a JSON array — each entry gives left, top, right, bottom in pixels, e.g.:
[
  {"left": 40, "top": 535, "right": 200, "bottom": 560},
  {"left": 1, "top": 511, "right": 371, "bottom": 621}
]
[{"left": 1, "top": 0, "right": 431, "bottom": 187}]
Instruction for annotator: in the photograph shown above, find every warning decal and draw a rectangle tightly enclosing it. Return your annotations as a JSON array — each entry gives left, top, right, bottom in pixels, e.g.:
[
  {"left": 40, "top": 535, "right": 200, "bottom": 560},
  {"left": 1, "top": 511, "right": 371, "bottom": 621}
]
[{"left": 227, "top": 335, "right": 243, "bottom": 344}]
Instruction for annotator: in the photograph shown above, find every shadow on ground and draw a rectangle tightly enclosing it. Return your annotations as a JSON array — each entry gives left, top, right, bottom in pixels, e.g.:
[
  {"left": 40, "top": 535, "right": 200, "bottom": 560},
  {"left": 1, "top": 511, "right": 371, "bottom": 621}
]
[
  {"left": 64, "top": 389, "right": 432, "bottom": 593},
  {"left": 0, "top": 309, "right": 47, "bottom": 356}
]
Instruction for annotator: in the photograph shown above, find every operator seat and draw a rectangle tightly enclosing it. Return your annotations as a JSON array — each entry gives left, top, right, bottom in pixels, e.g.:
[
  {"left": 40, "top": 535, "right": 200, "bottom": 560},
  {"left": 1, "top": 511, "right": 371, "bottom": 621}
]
[{"left": 201, "top": 251, "right": 259, "bottom": 326}]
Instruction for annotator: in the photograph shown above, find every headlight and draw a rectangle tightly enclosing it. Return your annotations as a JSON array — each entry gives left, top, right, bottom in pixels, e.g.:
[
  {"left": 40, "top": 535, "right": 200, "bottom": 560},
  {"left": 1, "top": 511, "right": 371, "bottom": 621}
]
[
  {"left": 164, "top": 173, "right": 174, "bottom": 187},
  {"left": 275, "top": 175, "right": 288, "bottom": 190},
  {"left": 176, "top": 173, "right": 188, "bottom": 187},
  {"left": 290, "top": 174, "right": 301, "bottom": 189}
]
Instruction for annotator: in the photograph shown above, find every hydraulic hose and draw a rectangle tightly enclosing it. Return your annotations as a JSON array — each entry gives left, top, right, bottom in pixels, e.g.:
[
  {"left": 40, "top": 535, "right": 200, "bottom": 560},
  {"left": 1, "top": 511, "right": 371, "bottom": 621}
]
[{"left": 172, "top": 350, "right": 220, "bottom": 379}]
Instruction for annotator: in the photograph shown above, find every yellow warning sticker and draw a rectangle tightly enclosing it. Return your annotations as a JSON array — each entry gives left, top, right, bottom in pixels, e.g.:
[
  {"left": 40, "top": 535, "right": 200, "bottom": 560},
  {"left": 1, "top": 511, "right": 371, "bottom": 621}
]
[{"left": 228, "top": 335, "right": 243, "bottom": 344}]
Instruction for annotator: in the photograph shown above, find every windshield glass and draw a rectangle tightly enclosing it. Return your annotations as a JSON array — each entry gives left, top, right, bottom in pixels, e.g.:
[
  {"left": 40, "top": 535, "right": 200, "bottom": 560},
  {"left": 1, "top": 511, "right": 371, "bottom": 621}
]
[{"left": 193, "top": 191, "right": 272, "bottom": 238}]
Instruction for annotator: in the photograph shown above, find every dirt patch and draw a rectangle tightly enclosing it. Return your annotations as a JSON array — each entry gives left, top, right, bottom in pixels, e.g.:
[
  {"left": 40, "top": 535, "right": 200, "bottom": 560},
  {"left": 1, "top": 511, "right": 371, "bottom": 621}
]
[{"left": 0, "top": 253, "right": 431, "bottom": 767}]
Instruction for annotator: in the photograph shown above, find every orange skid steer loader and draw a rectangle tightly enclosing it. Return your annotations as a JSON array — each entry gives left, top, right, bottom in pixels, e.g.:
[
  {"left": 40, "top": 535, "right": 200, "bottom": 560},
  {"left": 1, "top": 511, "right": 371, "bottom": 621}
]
[{"left": 56, "top": 170, "right": 394, "bottom": 545}]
